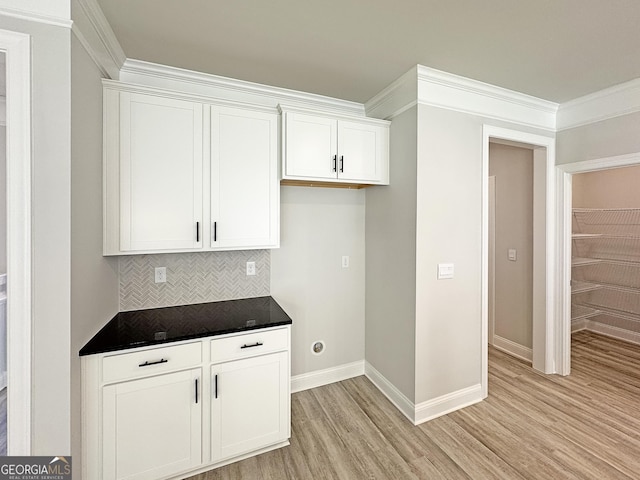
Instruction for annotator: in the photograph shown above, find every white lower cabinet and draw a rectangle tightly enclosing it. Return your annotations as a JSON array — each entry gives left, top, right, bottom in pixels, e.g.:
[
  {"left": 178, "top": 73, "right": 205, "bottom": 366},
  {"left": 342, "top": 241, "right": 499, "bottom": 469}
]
[
  {"left": 82, "top": 327, "right": 291, "bottom": 480},
  {"left": 211, "top": 352, "right": 289, "bottom": 462},
  {"left": 102, "top": 369, "right": 202, "bottom": 480}
]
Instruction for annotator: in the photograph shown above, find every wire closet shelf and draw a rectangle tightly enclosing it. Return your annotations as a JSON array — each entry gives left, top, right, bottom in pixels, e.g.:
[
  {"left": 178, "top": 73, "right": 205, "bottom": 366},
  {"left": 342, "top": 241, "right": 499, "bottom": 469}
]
[{"left": 571, "top": 208, "right": 640, "bottom": 335}]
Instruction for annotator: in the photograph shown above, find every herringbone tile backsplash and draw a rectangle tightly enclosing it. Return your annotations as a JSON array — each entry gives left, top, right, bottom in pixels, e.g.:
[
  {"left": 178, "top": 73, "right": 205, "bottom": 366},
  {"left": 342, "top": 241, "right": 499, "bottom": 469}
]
[{"left": 119, "top": 250, "right": 270, "bottom": 311}]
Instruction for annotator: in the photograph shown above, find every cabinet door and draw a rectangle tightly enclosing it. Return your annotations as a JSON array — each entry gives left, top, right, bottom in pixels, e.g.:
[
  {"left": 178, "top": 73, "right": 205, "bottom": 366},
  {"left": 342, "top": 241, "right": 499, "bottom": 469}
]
[
  {"left": 337, "top": 120, "right": 386, "bottom": 182},
  {"left": 211, "top": 352, "right": 289, "bottom": 462},
  {"left": 102, "top": 368, "right": 202, "bottom": 480},
  {"left": 120, "top": 93, "right": 203, "bottom": 251},
  {"left": 283, "top": 112, "right": 337, "bottom": 180},
  {"left": 211, "top": 106, "right": 278, "bottom": 249}
]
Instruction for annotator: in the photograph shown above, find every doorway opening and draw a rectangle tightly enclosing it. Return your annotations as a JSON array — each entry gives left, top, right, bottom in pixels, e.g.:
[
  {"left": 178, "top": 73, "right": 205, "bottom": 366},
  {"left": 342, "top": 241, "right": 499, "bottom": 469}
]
[
  {"left": 557, "top": 152, "right": 640, "bottom": 374},
  {"left": 488, "top": 143, "right": 534, "bottom": 365},
  {"left": 481, "top": 125, "right": 556, "bottom": 398}
]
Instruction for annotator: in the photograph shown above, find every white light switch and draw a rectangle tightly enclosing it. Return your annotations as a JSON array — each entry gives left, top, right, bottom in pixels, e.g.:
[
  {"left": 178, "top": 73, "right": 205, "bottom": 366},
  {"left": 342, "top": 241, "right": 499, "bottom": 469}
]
[
  {"left": 342, "top": 256, "right": 350, "bottom": 268},
  {"left": 508, "top": 249, "right": 517, "bottom": 261},
  {"left": 154, "top": 267, "right": 166, "bottom": 284},
  {"left": 438, "top": 263, "right": 454, "bottom": 280}
]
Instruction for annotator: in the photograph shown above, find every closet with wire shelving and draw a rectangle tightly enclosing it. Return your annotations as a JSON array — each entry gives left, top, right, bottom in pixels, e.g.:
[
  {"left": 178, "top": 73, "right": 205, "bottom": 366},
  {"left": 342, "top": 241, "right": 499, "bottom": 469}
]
[{"left": 571, "top": 167, "right": 640, "bottom": 343}]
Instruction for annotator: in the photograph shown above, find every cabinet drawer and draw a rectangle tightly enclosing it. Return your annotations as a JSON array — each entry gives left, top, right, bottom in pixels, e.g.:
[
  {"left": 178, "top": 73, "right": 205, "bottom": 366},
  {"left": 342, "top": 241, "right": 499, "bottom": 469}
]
[
  {"left": 102, "top": 342, "right": 202, "bottom": 384},
  {"left": 210, "top": 328, "right": 288, "bottom": 363}
]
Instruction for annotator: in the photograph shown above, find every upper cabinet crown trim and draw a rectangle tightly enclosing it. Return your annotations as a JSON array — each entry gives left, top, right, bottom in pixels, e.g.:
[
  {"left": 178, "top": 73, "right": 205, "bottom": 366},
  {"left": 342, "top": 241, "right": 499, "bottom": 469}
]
[
  {"left": 120, "top": 59, "right": 366, "bottom": 117},
  {"left": 102, "top": 80, "right": 279, "bottom": 115},
  {"left": 278, "top": 104, "right": 390, "bottom": 127}
]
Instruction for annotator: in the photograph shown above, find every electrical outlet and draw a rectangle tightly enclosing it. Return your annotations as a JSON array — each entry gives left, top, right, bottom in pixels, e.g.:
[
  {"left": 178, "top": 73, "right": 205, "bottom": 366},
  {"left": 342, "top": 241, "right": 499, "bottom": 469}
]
[
  {"left": 246, "top": 261, "right": 256, "bottom": 276},
  {"left": 154, "top": 267, "right": 167, "bottom": 284}
]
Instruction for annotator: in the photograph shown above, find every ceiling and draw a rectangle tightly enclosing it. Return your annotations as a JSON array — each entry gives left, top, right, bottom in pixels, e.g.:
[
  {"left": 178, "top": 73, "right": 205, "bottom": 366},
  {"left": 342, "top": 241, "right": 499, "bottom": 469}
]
[{"left": 97, "top": 0, "right": 640, "bottom": 104}]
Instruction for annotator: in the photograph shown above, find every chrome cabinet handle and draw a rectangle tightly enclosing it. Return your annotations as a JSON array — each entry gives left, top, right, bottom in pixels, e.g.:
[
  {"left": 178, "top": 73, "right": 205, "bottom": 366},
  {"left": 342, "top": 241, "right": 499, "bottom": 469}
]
[{"left": 240, "top": 342, "right": 264, "bottom": 349}]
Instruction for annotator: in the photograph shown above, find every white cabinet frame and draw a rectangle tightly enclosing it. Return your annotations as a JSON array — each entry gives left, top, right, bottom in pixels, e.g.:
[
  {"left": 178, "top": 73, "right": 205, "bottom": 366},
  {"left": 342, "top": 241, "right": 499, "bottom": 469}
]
[
  {"left": 103, "top": 81, "right": 280, "bottom": 255},
  {"left": 280, "top": 104, "right": 390, "bottom": 186},
  {"left": 82, "top": 326, "right": 291, "bottom": 480}
]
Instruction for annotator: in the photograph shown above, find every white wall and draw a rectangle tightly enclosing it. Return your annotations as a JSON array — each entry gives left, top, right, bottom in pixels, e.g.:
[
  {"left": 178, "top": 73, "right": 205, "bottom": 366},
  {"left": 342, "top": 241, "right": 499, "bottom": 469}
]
[
  {"left": 365, "top": 107, "right": 417, "bottom": 401},
  {"left": 271, "top": 186, "right": 365, "bottom": 376},
  {"left": 557, "top": 111, "right": 640, "bottom": 164},
  {"left": 0, "top": 14, "right": 72, "bottom": 454},
  {"left": 489, "top": 143, "right": 533, "bottom": 349},
  {"left": 70, "top": 34, "right": 119, "bottom": 475}
]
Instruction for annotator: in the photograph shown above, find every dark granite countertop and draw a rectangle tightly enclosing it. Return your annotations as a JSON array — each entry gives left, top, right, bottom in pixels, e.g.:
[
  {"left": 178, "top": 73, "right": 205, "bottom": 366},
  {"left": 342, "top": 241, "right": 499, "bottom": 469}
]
[{"left": 80, "top": 296, "right": 293, "bottom": 356}]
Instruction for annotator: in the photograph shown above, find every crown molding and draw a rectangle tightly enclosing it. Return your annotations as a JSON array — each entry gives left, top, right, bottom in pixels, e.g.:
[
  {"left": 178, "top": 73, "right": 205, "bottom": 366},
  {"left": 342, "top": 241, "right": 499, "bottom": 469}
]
[
  {"left": 364, "top": 67, "right": 418, "bottom": 120},
  {"left": 365, "top": 65, "right": 558, "bottom": 130},
  {"left": 416, "top": 66, "right": 558, "bottom": 131},
  {"left": 71, "top": 0, "right": 125, "bottom": 79},
  {"left": 0, "top": 5, "right": 72, "bottom": 28},
  {"left": 556, "top": 77, "right": 640, "bottom": 131},
  {"left": 120, "top": 59, "right": 366, "bottom": 117}
]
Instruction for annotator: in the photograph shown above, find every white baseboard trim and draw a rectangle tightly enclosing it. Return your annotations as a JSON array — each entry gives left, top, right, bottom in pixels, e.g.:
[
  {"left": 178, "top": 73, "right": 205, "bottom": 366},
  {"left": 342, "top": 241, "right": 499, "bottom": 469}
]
[
  {"left": 571, "top": 319, "right": 588, "bottom": 333},
  {"left": 585, "top": 321, "right": 640, "bottom": 346},
  {"left": 291, "top": 360, "right": 364, "bottom": 393},
  {"left": 364, "top": 361, "right": 483, "bottom": 426},
  {"left": 364, "top": 361, "right": 416, "bottom": 424},
  {"left": 492, "top": 335, "right": 533, "bottom": 363},
  {"left": 414, "top": 383, "right": 483, "bottom": 425}
]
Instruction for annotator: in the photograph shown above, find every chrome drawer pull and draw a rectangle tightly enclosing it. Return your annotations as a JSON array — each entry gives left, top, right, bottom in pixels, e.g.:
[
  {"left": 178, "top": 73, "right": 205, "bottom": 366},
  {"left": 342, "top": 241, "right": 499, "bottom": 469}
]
[
  {"left": 240, "top": 342, "right": 263, "bottom": 349},
  {"left": 138, "top": 358, "right": 168, "bottom": 367}
]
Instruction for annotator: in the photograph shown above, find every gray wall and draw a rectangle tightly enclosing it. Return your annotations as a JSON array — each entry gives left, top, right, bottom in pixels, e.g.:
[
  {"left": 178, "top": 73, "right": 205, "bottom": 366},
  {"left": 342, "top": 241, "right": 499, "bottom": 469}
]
[
  {"left": 272, "top": 186, "right": 365, "bottom": 377},
  {"left": 70, "top": 35, "right": 120, "bottom": 474},
  {"left": 557, "top": 111, "right": 640, "bottom": 164},
  {"left": 489, "top": 143, "right": 534, "bottom": 349},
  {"left": 414, "top": 106, "right": 484, "bottom": 402},
  {"left": 0, "top": 14, "right": 72, "bottom": 454},
  {"left": 365, "top": 107, "right": 417, "bottom": 402}
]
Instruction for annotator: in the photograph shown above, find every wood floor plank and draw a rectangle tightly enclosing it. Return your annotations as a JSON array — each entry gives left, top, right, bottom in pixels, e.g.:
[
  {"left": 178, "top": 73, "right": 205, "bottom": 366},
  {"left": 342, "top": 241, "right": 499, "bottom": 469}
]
[{"left": 188, "top": 332, "right": 640, "bottom": 480}]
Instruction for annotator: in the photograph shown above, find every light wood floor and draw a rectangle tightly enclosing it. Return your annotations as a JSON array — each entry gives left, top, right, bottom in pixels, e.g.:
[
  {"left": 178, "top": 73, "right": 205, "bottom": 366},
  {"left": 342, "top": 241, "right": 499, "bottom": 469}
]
[{"left": 190, "top": 331, "right": 640, "bottom": 479}]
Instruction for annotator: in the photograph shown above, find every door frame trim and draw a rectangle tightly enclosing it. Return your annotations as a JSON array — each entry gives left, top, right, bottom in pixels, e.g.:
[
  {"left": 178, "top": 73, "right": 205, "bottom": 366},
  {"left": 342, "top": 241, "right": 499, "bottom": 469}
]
[
  {"left": 0, "top": 28, "right": 32, "bottom": 455},
  {"left": 482, "top": 126, "right": 556, "bottom": 397},
  {"left": 556, "top": 151, "right": 640, "bottom": 375}
]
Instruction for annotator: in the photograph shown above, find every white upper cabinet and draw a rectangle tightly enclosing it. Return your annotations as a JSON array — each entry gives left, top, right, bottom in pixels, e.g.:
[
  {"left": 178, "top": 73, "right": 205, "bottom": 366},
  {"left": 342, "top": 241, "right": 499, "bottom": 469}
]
[
  {"left": 118, "top": 92, "right": 204, "bottom": 252},
  {"left": 281, "top": 106, "right": 390, "bottom": 185},
  {"left": 210, "top": 106, "right": 279, "bottom": 249},
  {"left": 283, "top": 112, "right": 338, "bottom": 180},
  {"left": 103, "top": 82, "right": 280, "bottom": 255}
]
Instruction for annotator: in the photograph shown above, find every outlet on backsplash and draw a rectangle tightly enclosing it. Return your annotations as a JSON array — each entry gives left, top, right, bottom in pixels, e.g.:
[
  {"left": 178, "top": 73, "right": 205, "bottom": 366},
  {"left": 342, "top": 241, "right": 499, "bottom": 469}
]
[
  {"left": 246, "top": 261, "right": 256, "bottom": 276},
  {"left": 154, "top": 267, "right": 167, "bottom": 283},
  {"left": 120, "top": 251, "right": 271, "bottom": 311}
]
